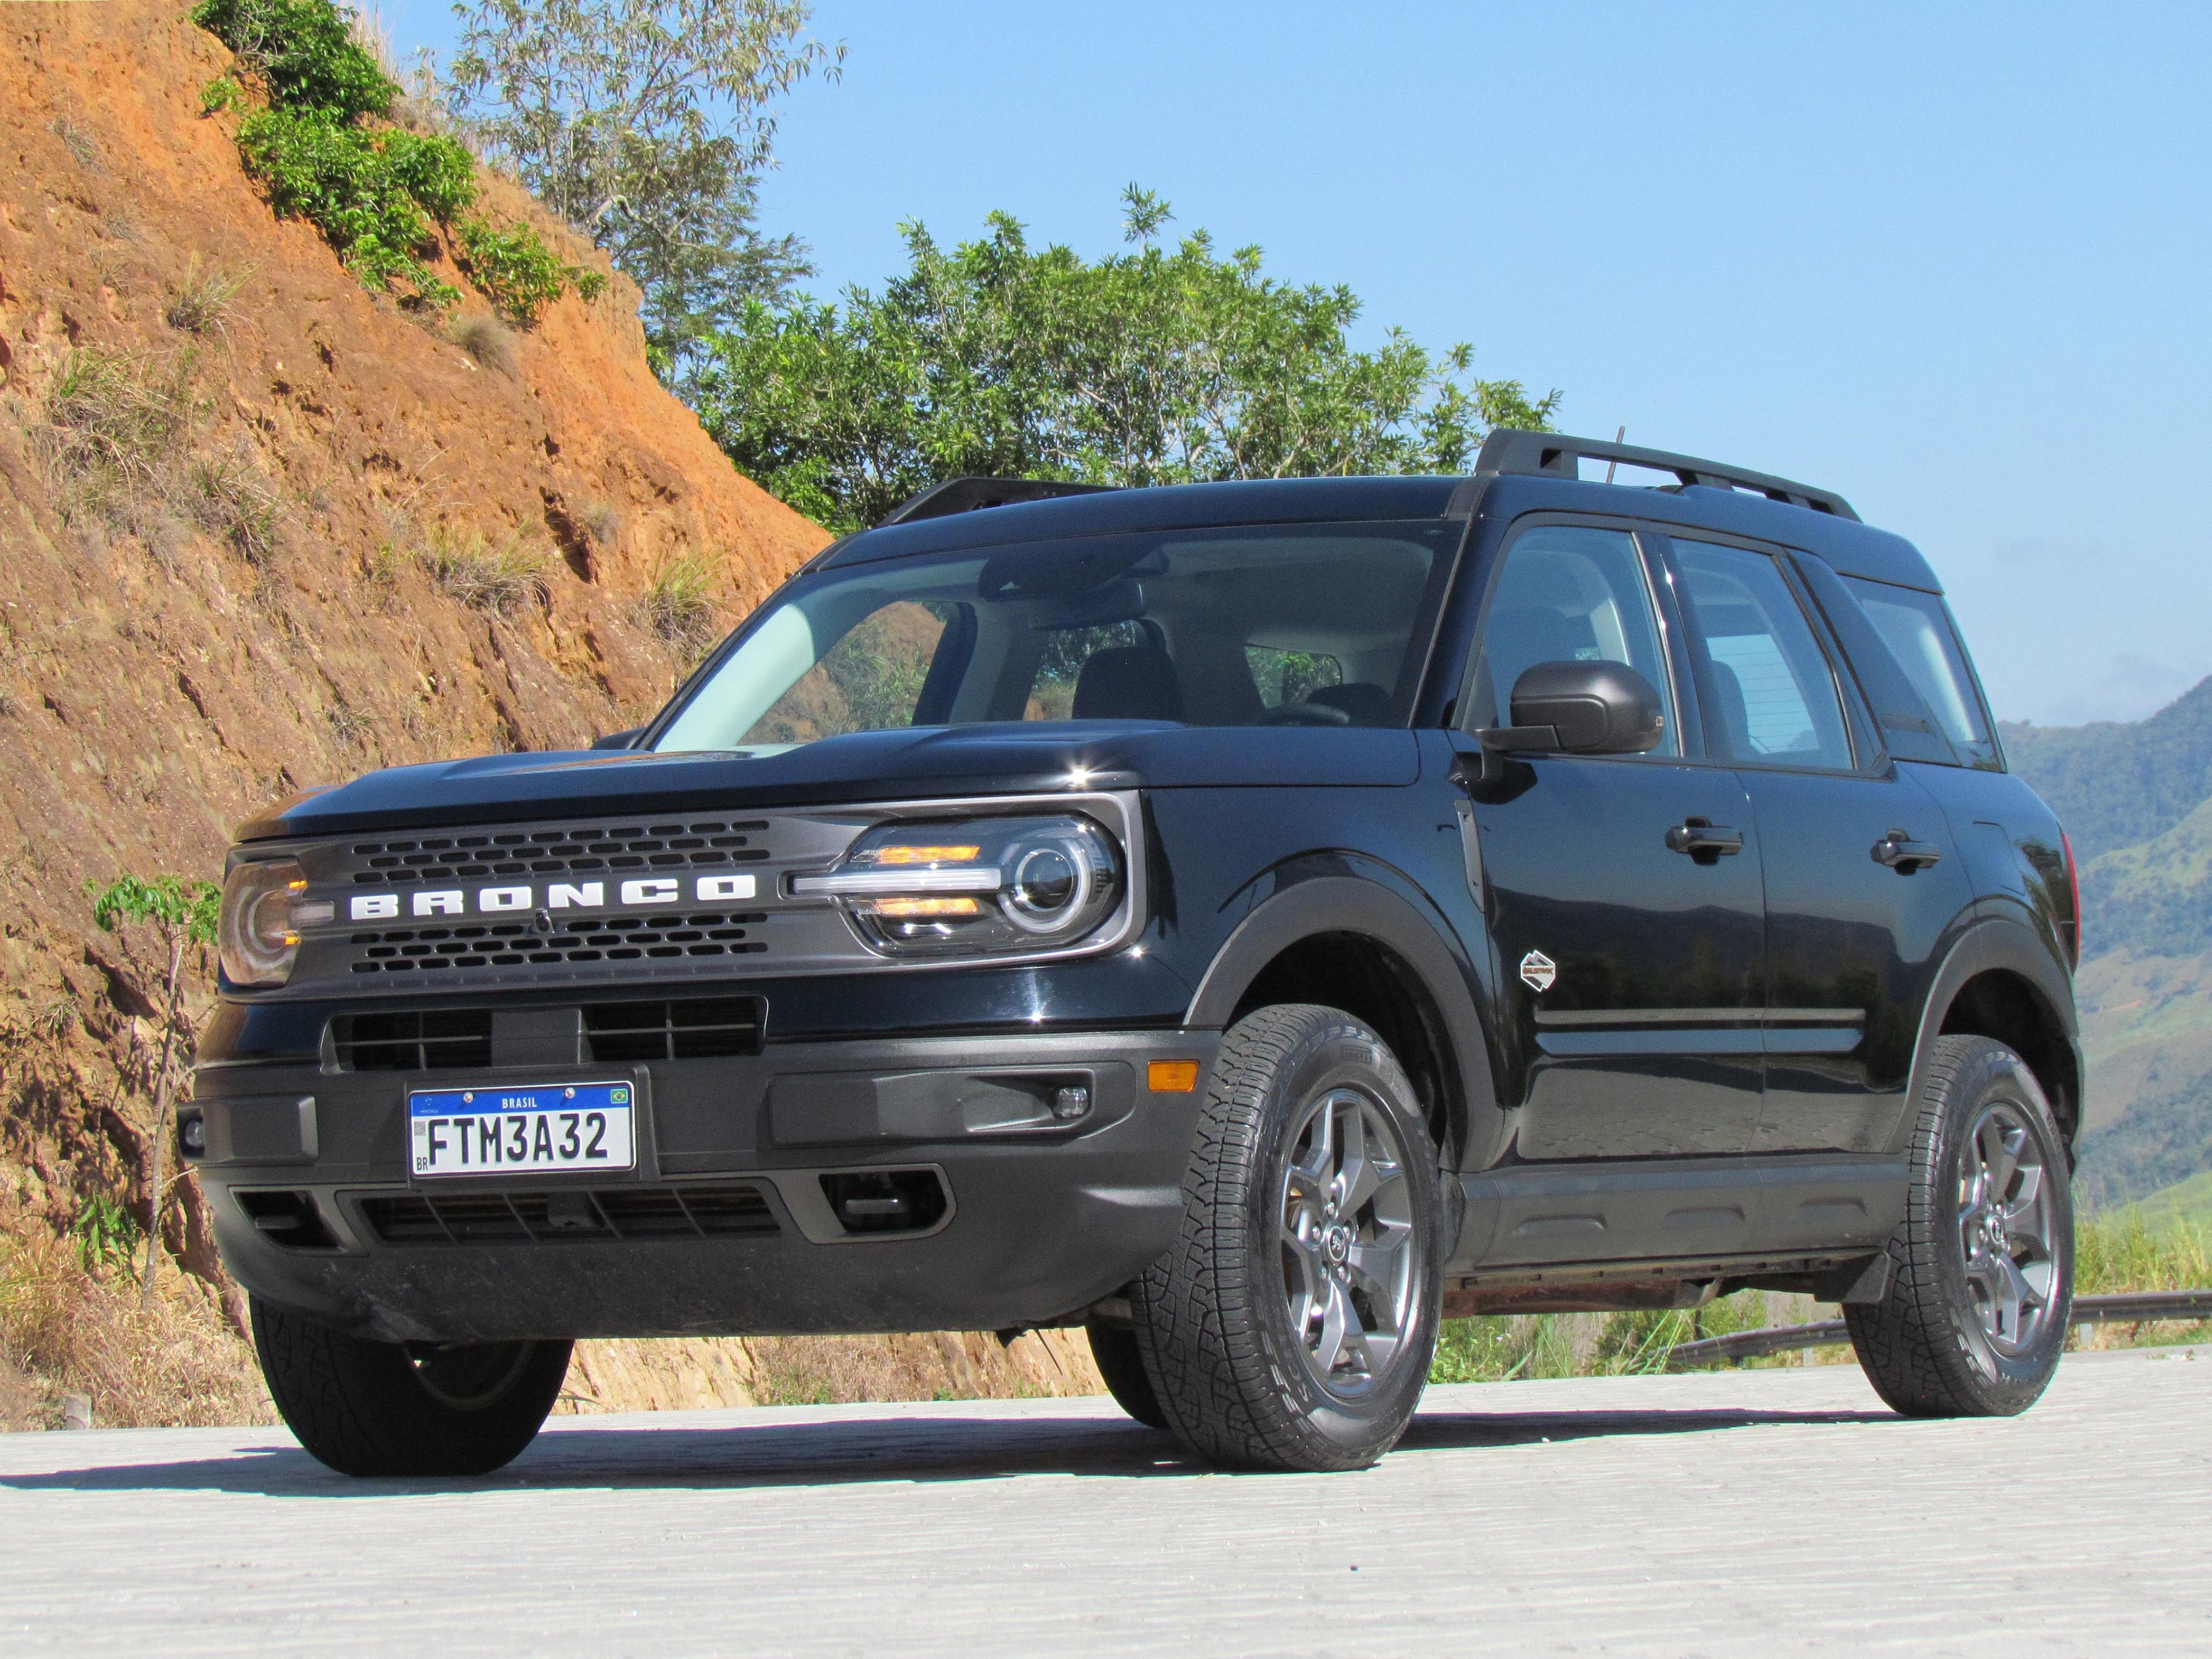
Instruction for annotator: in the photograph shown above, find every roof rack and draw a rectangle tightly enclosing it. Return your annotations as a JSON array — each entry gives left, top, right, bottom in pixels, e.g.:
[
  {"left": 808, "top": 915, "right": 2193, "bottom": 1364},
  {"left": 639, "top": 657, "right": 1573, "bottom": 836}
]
[
  {"left": 1473, "top": 429, "right": 1858, "bottom": 521},
  {"left": 877, "top": 476, "right": 1118, "bottom": 528}
]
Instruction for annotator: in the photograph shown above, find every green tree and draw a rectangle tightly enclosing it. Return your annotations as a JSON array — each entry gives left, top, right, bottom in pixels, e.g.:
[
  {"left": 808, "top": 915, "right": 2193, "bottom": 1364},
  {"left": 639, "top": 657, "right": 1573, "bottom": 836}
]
[
  {"left": 445, "top": 0, "right": 843, "bottom": 383},
  {"left": 691, "top": 187, "right": 1561, "bottom": 533},
  {"left": 87, "top": 876, "right": 220, "bottom": 1303}
]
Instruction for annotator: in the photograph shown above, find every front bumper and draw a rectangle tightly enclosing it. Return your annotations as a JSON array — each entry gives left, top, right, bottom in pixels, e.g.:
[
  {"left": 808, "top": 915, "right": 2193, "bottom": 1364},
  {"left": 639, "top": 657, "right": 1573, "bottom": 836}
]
[{"left": 189, "top": 1029, "right": 1215, "bottom": 1343}]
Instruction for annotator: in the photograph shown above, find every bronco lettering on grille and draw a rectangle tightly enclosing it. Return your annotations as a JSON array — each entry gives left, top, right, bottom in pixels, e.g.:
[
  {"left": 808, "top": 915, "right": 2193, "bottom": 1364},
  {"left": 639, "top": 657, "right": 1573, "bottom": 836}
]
[{"left": 349, "top": 873, "right": 758, "bottom": 921}]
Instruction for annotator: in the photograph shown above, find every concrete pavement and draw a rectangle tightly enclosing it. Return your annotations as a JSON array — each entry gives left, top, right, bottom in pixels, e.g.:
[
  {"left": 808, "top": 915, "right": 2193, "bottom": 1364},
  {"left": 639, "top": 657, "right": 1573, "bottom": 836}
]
[{"left": 2, "top": 1345, "right": 2207, "bottom": 1656}]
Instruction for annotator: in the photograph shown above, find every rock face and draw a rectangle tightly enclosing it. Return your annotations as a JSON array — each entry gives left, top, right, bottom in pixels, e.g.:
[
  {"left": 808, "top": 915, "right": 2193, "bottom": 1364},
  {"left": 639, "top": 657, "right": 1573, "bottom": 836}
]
[{"left": 0, "top": 0, "right": 1104, "bottom": 1422}]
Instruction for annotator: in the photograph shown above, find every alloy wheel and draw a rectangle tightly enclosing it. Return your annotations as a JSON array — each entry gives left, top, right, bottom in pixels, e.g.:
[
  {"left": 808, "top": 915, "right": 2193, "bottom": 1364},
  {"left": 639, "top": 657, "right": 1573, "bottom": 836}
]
[
  {"left": 1957, "top": 1098, "right": 2059, "bottom": 1359},
  {"left": 1279, "top": 1086, "right": 1418, "bottom": 1397}
]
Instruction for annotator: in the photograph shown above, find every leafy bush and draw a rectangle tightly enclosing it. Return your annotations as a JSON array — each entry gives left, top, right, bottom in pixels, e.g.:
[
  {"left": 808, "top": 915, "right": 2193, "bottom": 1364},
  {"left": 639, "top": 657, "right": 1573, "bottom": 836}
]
[
  {"left": 457, "top": 216, "right": 607, "bottom": 326},
  {"left": 192, "top": 0, "right": 397, "bottom": 119},
  {"left": 233, "top": 106, "right": 466, "bottom": 304},
  {"left": 195, "top": 0, "right": 597, "bottom": 322}
]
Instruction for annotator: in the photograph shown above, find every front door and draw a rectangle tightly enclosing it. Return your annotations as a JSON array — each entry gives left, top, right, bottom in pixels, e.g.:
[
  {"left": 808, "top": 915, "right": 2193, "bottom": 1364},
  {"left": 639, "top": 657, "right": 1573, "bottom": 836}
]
[
  {"left": 1663, "top": 535, "right": 1974, "bottom": 1154},
  {"left": 1464, "top": 523, "right": 1767, "bottom": 1161}
]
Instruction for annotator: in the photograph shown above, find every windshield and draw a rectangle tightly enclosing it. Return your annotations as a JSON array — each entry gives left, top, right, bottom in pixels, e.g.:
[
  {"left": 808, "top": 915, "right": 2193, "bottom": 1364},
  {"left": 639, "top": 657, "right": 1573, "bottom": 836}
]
[{"left": 651, "top": 520, "right": 1457, "bottom": 751}]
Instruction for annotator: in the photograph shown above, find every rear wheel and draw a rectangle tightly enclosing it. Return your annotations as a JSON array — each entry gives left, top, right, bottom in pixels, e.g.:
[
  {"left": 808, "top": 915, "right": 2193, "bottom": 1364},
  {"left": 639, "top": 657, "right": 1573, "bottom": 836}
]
[
  {"left": 253, "top": 1296, "right": 572, "bottom": 1477},
  {"left": 1846, "top": 1035, "right": 2073, "bottom": 1417},
  {"left": 1131, "top": 1003, "right": 1442, "bottom": 1472}
]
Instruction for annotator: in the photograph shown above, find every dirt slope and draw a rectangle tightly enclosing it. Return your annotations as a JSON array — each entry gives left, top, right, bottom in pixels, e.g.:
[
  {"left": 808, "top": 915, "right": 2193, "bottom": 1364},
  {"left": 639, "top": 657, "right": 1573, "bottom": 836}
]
[{"left": 0, "top": 0, "right": 1103, "bottom": 1424}]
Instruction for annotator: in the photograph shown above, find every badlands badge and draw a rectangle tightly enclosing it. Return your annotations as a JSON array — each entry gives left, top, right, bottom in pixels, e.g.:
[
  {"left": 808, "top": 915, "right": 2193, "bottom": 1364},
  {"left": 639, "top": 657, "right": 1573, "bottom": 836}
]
[{"left": 1519, "top": 950, "right": 1558, "bottom": 993}]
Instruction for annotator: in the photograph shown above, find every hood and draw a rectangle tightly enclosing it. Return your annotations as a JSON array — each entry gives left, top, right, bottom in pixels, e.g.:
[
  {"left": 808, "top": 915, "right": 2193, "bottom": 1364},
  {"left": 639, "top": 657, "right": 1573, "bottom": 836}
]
[{"left": 236, "top": 723, "right": 1422, "bottom": 839}]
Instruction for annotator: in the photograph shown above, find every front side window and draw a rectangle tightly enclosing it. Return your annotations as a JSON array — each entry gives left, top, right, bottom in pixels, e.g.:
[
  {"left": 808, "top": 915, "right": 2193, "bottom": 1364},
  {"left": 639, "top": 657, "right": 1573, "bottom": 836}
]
[
  {"left": 1842, "top": 576, "right": 1996, "bottom": 761},
  {"left": 1468, "top": 524, "right": 1679, "bottom": 756},
  {"left": 1672, "top": 539, "right": 1854, "bottom": 770},
  {"left": 652, "top": 521, "right": 1455, "bottom": 751}
]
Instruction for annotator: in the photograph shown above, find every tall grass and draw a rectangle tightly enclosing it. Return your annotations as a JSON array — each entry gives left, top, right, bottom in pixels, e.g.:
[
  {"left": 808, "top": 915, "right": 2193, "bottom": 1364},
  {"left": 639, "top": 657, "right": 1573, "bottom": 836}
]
[
  {"left": 635, "top": 554, "right": 722, "bottom": 661},
  {"left": 415, "top": 527, "right": 551, "bottom": 614},
  {"left": 0, "top": 1232, "right": 271, "bottom": 1429}
]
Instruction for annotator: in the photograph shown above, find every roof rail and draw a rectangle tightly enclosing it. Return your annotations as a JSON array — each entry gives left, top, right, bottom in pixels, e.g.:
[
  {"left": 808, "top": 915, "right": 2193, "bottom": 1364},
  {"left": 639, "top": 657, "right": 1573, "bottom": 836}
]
[
  {"left": 1473, "top": 429, "right": 1858, "bottom": 521},
  {"left": 876, "top": 476, "right": 1118, "bottom": 528}
]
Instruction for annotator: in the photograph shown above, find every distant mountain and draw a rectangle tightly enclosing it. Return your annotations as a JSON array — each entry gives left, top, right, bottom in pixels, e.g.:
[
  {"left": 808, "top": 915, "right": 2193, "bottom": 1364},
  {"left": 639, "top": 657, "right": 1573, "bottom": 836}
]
[
  {"left": 2004, "top": 677, "right": 2212, "bottom": 1208},
  {"left": 2001, "top": 675, "right": 2212, "bottom": 864}
]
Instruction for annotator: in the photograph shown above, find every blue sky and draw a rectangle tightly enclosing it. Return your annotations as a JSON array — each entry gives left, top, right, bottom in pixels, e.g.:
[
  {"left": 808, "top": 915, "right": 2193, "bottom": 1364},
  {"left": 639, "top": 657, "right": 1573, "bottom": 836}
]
[{"left": 377, "top": 1, "right": 2212, "bottom": 727}]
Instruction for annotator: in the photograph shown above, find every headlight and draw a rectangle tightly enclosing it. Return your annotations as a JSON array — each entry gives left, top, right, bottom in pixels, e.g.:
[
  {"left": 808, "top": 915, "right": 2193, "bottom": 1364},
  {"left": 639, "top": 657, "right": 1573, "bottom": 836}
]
[
  {"left": 794, "top": 815, "right": 1124, "bottom": 957},
  {"left": 218, "top": 858, "right": 327, "bottom": 988}
]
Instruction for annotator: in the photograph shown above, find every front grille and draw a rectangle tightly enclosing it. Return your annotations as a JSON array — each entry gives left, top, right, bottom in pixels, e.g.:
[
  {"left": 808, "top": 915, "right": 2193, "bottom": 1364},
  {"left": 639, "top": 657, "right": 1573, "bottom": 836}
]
[
  {"left": 348, "top": 820, "right": 771, "bottom": 886},
  {"left": 359, "top": 1184, "right": 779, "bottom": 1245},
  {"left": 346, "top": 911, "right": 767, "bottom": 975},
  {"left": 333, "top": 1009, "right": 494, "bottom": 1071},
  {"left": 585, "top": 997, "right": 764, "bottom": 1062}
]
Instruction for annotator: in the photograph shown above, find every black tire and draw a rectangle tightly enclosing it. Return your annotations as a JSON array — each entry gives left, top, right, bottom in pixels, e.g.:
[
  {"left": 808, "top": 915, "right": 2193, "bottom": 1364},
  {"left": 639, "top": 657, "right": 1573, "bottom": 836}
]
[
  {"left": 1086, "top": 1319, "right": 1169, "bottom": 1429},
  {"left": 1846, "top": 1035, "right": 2074, "bottom": 1418},
  {"left": 1130, "top": 1003, "right": 1443, "bottom": 1472},
  {"left": 253, "top": 1296, "right": 573, "bottom": 1477}
]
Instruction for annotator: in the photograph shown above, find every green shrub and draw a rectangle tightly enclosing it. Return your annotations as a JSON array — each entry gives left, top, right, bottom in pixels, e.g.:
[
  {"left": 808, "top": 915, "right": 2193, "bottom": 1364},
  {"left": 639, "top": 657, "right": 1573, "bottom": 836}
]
[
  {"left": 234, "top": 106, "right": 463, "bottom": 305},
  {"left": 457, "top": 216, "right": 606, "bottom": 326},
  {"left": 194, "top": 0, "right": 593, "bottom": 324},
  {"left": 191, "top": 0, "right": 395, "bottom": 121}
]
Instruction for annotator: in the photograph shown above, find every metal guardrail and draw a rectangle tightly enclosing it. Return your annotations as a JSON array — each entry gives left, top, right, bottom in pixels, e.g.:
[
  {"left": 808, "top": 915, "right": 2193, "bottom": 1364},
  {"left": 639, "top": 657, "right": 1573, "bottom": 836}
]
[{"left": 1665, "top": 1289, "right": 2212, "bottom": 1370}]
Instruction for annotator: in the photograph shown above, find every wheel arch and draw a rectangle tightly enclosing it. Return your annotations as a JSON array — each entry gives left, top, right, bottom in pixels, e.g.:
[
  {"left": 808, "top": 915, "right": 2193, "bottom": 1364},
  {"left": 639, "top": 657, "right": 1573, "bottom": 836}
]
[
  {"left": 1912, "top": 919, "right": 2083, "bottom": 1150},
  {"left": 1184, "top": 872, "right": 1503, "bottom": 1170}
]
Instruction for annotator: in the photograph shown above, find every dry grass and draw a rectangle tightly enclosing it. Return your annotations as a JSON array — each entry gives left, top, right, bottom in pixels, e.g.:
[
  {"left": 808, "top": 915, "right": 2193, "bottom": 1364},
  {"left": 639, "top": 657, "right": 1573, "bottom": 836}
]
[
  {"left": 448, "top": 310, "right": 518, "bottom": 377},
  {"left": 635, "top": 552, "right": 723, "bottom": 661},
  {"left": 166, "top": 257, "right": 248, "bottom": 337},
  {"left": 49, "top": 109, "right": 102, "bottom": 172},
  {"left": 38, "top": 347, "right": 199, "bottom": 514},
  {"left": 416, "top": 527, "right": 553, "bottom": 614},
  {"left": 187, "top": 444, "right": 284, "bottom": 565},
  {"left": 580, "top": 499, "right": 621, "bottom": 546},
  {"left": 0, "top": 1231, "right": 272, "bottom": 1430}
]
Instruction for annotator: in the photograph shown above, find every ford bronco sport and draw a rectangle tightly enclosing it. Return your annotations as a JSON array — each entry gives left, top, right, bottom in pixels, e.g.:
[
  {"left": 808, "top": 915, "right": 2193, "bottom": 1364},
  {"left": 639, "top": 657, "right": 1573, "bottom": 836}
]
[{"left": 195, "top": 430, "right": 2081, "bottom": 1475}]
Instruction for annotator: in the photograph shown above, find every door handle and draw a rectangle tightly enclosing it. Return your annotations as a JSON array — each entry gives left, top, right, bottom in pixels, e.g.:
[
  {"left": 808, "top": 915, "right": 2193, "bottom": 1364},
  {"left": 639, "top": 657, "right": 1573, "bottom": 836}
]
[
  {"left": 1872, "top": 830, "right": 1943, "bottom": 872},
  {"left": 1665, "top": 818, "right": 1744, "bottom": 863}
]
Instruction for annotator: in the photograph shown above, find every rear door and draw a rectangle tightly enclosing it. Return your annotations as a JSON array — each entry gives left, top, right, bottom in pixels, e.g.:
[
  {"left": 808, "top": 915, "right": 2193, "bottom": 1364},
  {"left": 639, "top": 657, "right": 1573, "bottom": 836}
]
[
  {"left": 1463, "top": 521, "right": 1767, "bottom": 1161},
  {"left": 1660, "top": 533, "right": 1974, "bottom": 1155}
]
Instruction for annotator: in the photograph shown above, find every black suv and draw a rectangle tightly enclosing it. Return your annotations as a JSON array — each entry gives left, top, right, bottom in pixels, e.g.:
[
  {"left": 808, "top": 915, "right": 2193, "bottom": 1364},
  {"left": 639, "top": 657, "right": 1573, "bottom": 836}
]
[{"left": 196, "top": 431, "right": 2081, "bottom": 1476}]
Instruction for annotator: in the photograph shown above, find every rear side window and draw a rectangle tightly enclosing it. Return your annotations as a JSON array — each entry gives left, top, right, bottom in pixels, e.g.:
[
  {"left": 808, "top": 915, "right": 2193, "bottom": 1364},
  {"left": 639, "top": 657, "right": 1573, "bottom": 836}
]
[
  {"left": 1841, "top": 577, "right": 1996, "bottom": 761},
  {"left": 1671, "top": 539, "right": 1854, "bottom": 770}
]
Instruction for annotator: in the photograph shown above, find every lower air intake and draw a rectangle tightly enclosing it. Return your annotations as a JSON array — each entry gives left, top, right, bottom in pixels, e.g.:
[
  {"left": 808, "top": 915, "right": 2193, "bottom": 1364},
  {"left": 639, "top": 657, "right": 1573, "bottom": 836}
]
[{"left": 359, "top": 1184, "right": 778, "bottom": 1246}]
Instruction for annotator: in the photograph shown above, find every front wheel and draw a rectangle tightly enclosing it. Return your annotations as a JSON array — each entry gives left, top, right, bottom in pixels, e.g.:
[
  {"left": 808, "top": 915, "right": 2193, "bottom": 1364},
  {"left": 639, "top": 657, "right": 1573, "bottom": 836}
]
[
  {"left": 253, "top": 1296, "right": 572, "bottom": 1477},
  {"left": 1131, "top": 1003, "right": 1443, "bottom": 1472},
  {"left": 1846, "top": 1035, "right": 2074, "bottom": 1417}
]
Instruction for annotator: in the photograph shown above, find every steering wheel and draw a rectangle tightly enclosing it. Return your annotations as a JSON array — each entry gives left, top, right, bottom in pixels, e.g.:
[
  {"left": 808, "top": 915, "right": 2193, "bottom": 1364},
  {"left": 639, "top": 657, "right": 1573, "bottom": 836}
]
[{"left": 1256, "top": 702, "right": 1352, "bottom": 727}]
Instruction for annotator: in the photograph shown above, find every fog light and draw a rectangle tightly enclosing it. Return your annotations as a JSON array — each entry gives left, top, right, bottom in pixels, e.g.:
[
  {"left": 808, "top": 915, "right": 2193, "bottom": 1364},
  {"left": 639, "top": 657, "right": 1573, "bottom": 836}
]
[
  {"left": 178, "top": 1112, "right": 206, "bottom": 1157},
  {"left": 1052, "top": 1084, "right": 1091, "bottom": 1120}
]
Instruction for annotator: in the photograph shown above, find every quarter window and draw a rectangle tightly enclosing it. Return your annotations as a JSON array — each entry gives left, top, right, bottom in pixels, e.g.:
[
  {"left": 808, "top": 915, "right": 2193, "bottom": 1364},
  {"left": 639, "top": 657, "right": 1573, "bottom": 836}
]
[
  {"left": 1671, "top": 539, "right": 1854, "bottom": 770},
  {"left": 1841, "top": 577, "right": 1995, "bottom": 757},
  {"left": 1469, "top": 525, "right": 1679, "bottom": 756}
]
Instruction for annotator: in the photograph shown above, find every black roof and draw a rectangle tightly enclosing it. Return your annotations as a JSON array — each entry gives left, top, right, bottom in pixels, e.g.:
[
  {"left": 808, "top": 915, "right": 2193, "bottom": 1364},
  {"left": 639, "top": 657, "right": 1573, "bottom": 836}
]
[{"left": 816, "top": 434, "right": 1939, "bottom": 591}]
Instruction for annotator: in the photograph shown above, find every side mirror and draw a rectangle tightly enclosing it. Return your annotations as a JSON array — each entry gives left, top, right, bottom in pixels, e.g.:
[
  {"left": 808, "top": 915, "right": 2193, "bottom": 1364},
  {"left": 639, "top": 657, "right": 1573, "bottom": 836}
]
[
  {"left": 1473, "top": 660, "right": 1665, "bottom": 780},
  {"left": 590, "top": 727, "right": 645, "bottom": 751}
]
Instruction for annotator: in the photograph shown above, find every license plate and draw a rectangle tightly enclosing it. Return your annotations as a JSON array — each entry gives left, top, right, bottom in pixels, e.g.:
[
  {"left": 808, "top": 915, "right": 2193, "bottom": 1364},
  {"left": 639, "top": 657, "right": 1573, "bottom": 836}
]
[{"left": 408, "top": 1081, "right": 636, "bottom": 1178}]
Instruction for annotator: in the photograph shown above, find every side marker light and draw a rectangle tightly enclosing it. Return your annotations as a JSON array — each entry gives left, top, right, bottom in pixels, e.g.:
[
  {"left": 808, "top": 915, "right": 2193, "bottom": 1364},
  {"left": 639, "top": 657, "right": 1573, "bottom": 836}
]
[{"left": 1148, "top": 1060, "right": 1200, "bottom": 1093}]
